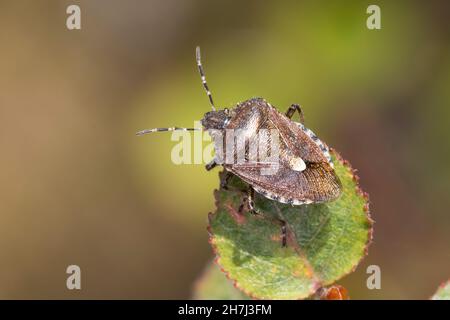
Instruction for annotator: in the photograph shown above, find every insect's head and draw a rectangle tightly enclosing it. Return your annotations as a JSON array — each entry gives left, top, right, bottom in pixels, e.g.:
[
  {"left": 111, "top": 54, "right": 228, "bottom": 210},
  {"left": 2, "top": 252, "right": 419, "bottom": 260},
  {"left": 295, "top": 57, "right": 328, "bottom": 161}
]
[{"left": 201, "top": 108, "right": 231, "bottom": 130}]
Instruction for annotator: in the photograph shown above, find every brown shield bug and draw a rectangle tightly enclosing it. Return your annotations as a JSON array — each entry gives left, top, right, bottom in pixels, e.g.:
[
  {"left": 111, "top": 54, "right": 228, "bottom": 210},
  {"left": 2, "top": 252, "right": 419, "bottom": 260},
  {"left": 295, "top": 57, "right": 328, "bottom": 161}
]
[{"left": 137, "top": 47, "right": 342, "bottom": 246}]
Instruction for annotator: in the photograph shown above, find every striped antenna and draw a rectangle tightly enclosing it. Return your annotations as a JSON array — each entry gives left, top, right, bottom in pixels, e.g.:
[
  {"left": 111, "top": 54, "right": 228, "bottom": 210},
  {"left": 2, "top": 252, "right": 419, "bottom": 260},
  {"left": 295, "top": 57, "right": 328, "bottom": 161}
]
[
  {"left": 136, "top": 127, "right": 200, "bottom": 136},
  {"left": 196, "top": 46, "right": 216, "bottom": 111}
]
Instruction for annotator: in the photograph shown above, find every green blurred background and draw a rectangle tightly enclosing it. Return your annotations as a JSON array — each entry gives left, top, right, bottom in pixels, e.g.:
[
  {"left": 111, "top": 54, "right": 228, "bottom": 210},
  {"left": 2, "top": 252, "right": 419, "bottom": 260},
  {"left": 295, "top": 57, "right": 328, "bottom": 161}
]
[{"left": 0, "top": 0, "right": 448, "bottom": 299}]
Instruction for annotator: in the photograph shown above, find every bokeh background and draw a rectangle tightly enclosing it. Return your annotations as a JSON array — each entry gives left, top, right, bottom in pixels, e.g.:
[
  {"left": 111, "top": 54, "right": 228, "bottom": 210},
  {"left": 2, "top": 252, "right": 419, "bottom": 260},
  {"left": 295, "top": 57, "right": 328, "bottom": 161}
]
[{"left": 0, "top": 0, "right": 449, "bottom": 299}]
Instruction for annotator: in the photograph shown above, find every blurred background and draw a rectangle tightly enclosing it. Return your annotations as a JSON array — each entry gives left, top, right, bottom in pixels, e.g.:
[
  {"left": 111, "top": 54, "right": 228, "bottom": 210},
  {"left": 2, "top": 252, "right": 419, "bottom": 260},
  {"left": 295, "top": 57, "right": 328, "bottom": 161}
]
[{"left": 0, "top": 0, "right": 448, "bottom": 299}]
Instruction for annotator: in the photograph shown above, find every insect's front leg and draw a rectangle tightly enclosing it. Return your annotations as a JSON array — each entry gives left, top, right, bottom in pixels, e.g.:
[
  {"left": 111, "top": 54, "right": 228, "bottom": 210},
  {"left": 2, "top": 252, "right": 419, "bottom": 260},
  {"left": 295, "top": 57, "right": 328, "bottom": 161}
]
[
  {"left": 205, "top": 159, "right": 217, "bottom": 171},
  {"left": 238, "top": 187, "right": 287, "bottom": 247},
  {"left": 285, "top": 104, "right": 305, "bottom": 125},
  {"left": 219, "top": 170, "right": 232, "bottom": 190},
  {"left": 238, "top": 187, "right": 258, "bottom": 215}
]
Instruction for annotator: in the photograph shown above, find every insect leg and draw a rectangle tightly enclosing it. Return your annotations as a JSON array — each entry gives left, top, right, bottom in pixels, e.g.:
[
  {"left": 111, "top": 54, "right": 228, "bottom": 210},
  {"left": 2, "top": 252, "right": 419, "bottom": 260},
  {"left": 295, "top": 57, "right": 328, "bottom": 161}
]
[
  {"left": 238, "top": 187, "right": 253, "bottom": 214},
  {"left": 285, "top": 104, "right": 305, "bottom": 124},
  {"left": 247, "top": 187, "right": 258, "bottom": 214},
  {"left": 220, "top": 170, "right": 232, "bottom": 190},
  {"left": 205, "top": 160, "right": 217, "bottom": 171},
  {"left": 240, "top": 187, "right": 288, "bottom": 247},
  {"left": 195, "top": 47, "right": 216, "bottom": 111},
  {"left": 280, "top": 220, "right": 287, "bottom": 247}
]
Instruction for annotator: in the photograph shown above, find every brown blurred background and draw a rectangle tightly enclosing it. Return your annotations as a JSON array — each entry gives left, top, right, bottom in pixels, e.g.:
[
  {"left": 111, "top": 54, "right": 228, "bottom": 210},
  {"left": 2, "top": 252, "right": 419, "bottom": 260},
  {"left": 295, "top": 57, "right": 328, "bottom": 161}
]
[{"left": 0, "top": 0, "right": 448, "bottom": 299}]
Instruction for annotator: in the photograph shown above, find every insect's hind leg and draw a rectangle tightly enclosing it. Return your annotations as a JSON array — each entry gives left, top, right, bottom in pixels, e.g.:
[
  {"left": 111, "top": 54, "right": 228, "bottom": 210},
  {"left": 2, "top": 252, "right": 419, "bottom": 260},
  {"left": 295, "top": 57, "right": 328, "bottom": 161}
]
[
  {"left": 219, "top": 170, "right": 248, "bottom": 193},
  {"left": 238, "top": 187, "right": 288, "bottom": 247},
  {"left": 285, "top": 104, "right": 305, "bottom": 125}
]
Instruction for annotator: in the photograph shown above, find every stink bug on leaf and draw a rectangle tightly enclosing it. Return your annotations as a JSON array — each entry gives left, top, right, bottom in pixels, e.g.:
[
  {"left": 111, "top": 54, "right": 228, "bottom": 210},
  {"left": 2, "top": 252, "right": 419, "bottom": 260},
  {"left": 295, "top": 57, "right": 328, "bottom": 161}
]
[{"left": 137, "top": 47, "right": 342, "bottom": 246}]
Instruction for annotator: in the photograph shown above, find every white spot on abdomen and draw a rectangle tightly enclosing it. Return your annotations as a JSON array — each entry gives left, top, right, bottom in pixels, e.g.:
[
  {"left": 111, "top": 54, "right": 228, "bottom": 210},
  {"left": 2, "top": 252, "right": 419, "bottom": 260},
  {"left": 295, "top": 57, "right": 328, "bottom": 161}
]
[{"left": 289, "top": 157, "right": 306, "bottom": 172}]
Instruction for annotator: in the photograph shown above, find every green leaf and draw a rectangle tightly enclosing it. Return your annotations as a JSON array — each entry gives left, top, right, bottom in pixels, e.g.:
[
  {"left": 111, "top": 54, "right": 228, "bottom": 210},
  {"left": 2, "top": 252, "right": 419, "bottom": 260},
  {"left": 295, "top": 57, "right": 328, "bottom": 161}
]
[
  {"left": 208, "top": 150, "right": 372, "bottom": 300},
  {"left": 193, "top": 260, "right": 249, "bottom": 300},
  {"left": 431, "top": 280, "right": 450, "bottom": 300}
]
